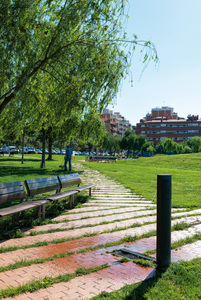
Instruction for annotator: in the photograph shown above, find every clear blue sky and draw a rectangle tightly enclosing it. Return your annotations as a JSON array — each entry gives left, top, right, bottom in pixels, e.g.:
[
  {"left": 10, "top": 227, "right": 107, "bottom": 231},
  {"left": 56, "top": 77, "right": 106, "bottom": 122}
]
[{"left": 108, "top": 0, "right": 201, "bottom": 126}]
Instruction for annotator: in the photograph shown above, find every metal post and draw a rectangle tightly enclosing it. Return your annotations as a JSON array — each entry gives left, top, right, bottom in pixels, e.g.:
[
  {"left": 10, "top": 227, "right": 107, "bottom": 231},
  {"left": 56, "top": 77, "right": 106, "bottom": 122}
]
[{"left": 156, "top": 175, "right": 171, "bottom": 271}]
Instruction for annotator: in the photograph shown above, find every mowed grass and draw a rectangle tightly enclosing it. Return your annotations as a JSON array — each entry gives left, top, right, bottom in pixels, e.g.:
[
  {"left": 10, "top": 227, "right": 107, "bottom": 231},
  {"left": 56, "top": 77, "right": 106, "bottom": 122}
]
[
  {"left": 0, "top": 154, "right": 84, "bottom": 182},
  {"left": 82, "top": 153, "right": 201, "bottom": 208}
]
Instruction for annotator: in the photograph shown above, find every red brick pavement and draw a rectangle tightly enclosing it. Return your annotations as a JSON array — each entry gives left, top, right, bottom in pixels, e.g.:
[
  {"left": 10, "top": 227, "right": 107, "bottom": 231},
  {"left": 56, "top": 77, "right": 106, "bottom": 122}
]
[
  {"left": 4, "top": 262, "right": 154, "bottom": 300},
  {"left": 0, "top": 250, "right": 121, "bottom": 289}
]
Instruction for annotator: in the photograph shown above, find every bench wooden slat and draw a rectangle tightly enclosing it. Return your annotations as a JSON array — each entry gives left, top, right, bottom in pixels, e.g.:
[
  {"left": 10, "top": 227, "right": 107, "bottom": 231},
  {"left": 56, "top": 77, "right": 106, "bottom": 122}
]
[
  {"left": 58, "top": 174, "right": 95, "bottom": 197},
  {"left": 0, "top": 185, "right": 25, "bottom": 196},
  {"left": 26, "top": 176, "right": 59, "bottom": 184},
  {"left": 27, "top": 184, "right": 60, "bottom": 197},
  {"left": 60, "top": 179, "right": 81, "bottom": 189},
  {"left": 0, "top": 181, "right": 23, "bottom": 189},
  {"left": 25, "top": 177, "right": 60, "bottom": 196},
  {"left": 0, "top": 191, "right": 26, "bottom": 205},
  {"left": 59, "top": 173, "right": 80, "bottom": 181},
  {"left": 25, "top": 177, "right": 59, "bottom": 189},
  {"left": 75, "top": 184, "right": 96, "bottom": 192},
  {"left": 0, "top": 200, "right": 49, "bottom": 217},
  {"left": 47, "top": 190, "right": 78, "bottom": 201},
  {"left": 27, "top": 179, "right": 60, "bottom": 188},
  {"left": 0, "top": 181, "right": 26, "bottom": 205}
]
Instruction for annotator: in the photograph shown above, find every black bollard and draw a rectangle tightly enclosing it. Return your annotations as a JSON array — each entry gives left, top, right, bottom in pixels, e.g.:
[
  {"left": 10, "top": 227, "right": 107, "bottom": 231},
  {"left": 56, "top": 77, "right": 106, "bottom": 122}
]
[{"left": 156, "top": 175, "right": 172, "bottom": 271}]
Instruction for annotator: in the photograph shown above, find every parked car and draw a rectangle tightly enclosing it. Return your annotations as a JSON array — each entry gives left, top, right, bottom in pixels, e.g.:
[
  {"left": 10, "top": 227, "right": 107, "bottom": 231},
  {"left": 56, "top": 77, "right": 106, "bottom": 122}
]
[
  {"left": 52, "top": 150, "right": 58, "bottom": 155},
  {"left": 25, "top": 147, "right": 36, "bottom": 154},
  {"left": 6, "top": 146, "right": 18, "bottom": 154},
  {"left": 19, "top": 147, "right": 36, "bottom": 154},
  {"left": 39, "top": 149, "right": 49, "bottom": 154},
  {"left": 35, "top": 149, "right": 42, "bottom": 154},
  {"left": 0, "top": 148, "right": 6, "bottom": 154}
]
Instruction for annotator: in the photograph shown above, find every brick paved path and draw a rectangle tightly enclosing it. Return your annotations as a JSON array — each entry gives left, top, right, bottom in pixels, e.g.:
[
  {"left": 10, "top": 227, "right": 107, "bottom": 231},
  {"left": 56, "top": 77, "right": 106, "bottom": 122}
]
[{"left": 1, "top": 163, "right": 201, "bottom": 299}]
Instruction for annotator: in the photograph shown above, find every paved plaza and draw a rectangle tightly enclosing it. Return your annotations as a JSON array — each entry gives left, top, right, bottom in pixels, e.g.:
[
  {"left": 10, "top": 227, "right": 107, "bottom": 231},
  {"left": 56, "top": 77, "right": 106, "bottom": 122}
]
[{"left": 1, "top": 163, "right": 201, "bottom": 299}]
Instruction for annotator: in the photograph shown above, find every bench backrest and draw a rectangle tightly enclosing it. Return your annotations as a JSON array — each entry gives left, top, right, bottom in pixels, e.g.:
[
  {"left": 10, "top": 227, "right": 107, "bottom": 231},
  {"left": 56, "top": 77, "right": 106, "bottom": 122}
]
[
  {"left": 0, "top": 181, "right": 26, "bottom": 205},
  {"left": 25, "top": 176, "right": 60, "bottom": 197},
  {"left": 58, "top": 173, "right": 81, "bottom": 189}
]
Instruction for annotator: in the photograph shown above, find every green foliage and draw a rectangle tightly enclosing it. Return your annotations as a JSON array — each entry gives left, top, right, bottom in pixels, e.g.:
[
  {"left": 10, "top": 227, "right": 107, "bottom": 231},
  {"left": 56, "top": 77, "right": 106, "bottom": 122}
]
[
  {"left": 141, "top": 141, "right": 155, "bottom": 153},
  {"left": 102, "top": 133, "right": 121, "bottom": 152},
  {"left": 186, "top": 136, "right": 201, "bottom": 152},
  {"left": 0, "top": 0, "right": 158, "bottom": 156},
  {"left": 183, "top": 145, "right": 192, "bottom": 153},
  {"left": 0, "top": 0, "right": 158, "bottom": 114}
]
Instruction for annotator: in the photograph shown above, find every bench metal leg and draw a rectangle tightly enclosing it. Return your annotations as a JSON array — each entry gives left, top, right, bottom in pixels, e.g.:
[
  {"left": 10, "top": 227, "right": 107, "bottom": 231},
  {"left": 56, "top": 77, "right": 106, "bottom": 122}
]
[
  {"left": 38, "top": 205, "right": 46, "bottom": 220},
  {"left": 89, "top": 188, "right": 92, "bottom": 196},
  {"left": 42, "top": 204, "right": 46, "bottom": 220}
]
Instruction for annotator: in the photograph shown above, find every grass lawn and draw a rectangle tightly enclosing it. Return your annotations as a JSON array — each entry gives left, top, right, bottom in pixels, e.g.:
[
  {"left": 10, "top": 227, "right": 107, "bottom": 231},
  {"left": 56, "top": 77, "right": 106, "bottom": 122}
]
[
  {"left": 82, "top": 153, "right": 201, "bottom": 208},
  {"left": 0, "top": 154, "right": 84, "bottom": 182}
]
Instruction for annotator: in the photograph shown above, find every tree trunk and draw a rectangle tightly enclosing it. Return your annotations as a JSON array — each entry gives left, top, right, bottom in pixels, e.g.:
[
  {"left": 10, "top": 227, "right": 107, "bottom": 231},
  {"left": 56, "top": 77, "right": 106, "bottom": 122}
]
[
  {"left": 21, "top": 131, "right": 25, "bottom": 164},
  {"left": 41, "top": 127, "right": 46, "bottom": 168},
  {"left": 47, "top": 141, "right": 52, "bottom": 160},
  {"left": 47, "top": 128, "right": 53, "bottom": 160}
]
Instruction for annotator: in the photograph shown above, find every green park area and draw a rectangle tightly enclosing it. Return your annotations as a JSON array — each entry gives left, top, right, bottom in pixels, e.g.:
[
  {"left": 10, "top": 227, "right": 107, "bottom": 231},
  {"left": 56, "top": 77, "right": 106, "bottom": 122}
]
[
  {"left": 1, "top": 152, "right": 201, "bottom": 209},
  {"left": 83, "top": 152, "right": 201, "bottom": 209},
  {"left": 0, "top": 0, "right": 201, "bottom": 298},
  {"left": 1, "top": 153, "right": 201, "bottom": 299}
]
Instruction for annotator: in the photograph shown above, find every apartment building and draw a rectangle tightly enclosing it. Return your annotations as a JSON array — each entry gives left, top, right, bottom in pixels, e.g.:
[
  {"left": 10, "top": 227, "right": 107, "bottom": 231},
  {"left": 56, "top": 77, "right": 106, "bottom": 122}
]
[
  {"left": 136, "top": 106, "right": 201, "bottom": 144},
  {"left": 101, "top": 109, "right": 132, "bottom": 136}
]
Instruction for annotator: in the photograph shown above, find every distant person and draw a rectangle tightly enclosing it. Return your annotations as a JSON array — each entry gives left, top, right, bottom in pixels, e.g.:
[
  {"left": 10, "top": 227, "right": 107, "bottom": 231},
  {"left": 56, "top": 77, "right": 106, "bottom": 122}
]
[{"left": 64, "top": 145, "right": 73, "bottom": 171}]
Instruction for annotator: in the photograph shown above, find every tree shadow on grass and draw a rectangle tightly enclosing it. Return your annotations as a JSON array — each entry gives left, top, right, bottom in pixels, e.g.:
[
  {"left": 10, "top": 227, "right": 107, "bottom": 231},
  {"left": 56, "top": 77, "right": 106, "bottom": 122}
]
[{"left": 0, "top": 157, "right": 66, "bottom": 181}]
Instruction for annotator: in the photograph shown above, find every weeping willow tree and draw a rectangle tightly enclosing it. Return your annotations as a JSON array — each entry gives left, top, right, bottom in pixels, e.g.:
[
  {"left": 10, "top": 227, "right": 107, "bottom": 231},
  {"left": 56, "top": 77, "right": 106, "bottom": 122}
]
[
  {"left": 0, "top": 0, "right": 158, "bottom": 113},
  {"left": 0, "top": 0, "right": 158, "bottom": 167}
]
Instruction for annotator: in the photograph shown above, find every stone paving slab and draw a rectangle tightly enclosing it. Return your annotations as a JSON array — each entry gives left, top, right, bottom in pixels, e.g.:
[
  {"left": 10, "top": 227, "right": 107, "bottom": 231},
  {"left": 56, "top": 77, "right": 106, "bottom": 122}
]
[
  {"left": 82, "top": 203, "right": 156, "bottom": 207},
  {"left": 26, "top": 209, "right": 157, "bottom": 234},
  {"left": 54, "top": 207, "right": 156, "bottom": 221},
  {"left": 90, "top": 199, "right": 147, "bottom": 202},
  {"left": 24, "top": 212, "right": 201, "bottom": 236}
]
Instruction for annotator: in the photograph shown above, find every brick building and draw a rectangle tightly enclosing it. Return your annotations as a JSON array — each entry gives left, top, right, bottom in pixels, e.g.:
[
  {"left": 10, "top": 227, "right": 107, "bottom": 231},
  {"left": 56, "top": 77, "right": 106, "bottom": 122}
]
[
  {"left": 136, "top": 106, "right": 201, "bottom": 144},
  {"left": 101, "top": 109, "right": 132, "bottom": 136}
]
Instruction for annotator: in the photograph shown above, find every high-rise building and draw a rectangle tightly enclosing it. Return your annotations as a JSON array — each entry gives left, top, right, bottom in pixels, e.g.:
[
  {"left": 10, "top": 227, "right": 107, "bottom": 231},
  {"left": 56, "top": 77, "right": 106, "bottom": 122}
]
[
  {"left": 136, "top": 106, "right": 201, "bottom": 144},
  {"left": 101, "top": 109, "right": 132, "bottom": 136}
]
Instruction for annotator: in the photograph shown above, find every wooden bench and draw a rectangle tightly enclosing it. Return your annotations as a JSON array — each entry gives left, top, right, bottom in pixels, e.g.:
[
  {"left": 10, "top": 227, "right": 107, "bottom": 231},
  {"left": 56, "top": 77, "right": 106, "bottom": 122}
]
[
  {"left": 25, "top": 176, "right": 79, "bottom": 210},
  {"left": 57, "top": 173, "right": 96, "bottom": 207},
  {"left": 0, "top": 181, "right": 49, "bottom": 220}
]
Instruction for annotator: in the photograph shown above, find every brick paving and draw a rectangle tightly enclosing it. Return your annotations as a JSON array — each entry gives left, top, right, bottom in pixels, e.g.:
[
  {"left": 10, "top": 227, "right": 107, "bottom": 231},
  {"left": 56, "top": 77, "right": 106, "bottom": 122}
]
[{"left": 1, "top": 163, "right": 201, "bottom": 299}]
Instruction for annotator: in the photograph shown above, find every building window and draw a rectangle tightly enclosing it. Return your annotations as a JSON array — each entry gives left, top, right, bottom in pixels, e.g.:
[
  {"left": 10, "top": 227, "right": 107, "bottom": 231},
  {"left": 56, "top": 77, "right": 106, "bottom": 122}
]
[
  {"left": 188, "top": 123, "right": 198, "bottom": 126},
  {"left": 141, "top": 131, "right": 145, "bottom": 134}
]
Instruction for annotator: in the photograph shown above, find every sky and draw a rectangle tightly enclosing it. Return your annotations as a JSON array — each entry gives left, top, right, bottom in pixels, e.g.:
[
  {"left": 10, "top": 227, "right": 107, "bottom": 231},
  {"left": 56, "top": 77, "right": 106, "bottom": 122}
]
[{"left": 108, "top": 0, "right": 201, "bottom": 126}]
